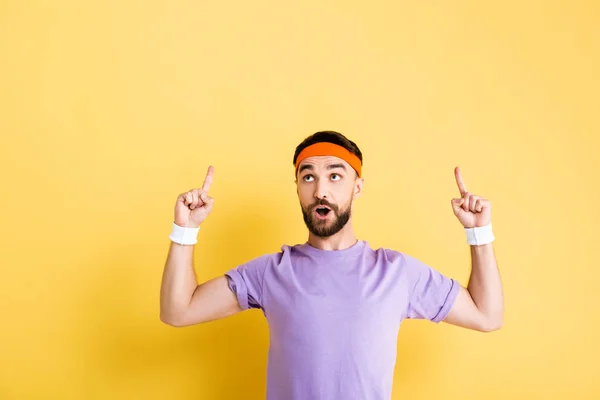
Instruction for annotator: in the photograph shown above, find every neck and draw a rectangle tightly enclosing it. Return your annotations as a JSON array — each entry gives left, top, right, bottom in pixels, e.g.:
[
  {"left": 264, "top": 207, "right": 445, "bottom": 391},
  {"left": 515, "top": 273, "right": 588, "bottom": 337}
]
[{"left": 306, "top": 220, "right": 358, "bottom": 251}]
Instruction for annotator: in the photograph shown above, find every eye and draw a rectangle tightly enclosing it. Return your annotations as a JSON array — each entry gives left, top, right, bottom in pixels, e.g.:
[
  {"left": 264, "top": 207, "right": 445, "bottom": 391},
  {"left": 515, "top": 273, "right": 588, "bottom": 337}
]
[
  {"left": 331, "top": 173, "right": 341, "bottom": 181},
  {"left": 303, "top": 174, "right": 314, "bottom": 182}
]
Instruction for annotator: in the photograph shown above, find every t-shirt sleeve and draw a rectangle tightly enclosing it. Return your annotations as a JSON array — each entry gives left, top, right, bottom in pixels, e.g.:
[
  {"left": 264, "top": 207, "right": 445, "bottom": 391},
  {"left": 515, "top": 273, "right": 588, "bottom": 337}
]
[
  {"left": 403, "top": 253, "right": 460, "bottom": 323},
  {"left": 224, "top": 254, "right": 271, "bottom": 311}
]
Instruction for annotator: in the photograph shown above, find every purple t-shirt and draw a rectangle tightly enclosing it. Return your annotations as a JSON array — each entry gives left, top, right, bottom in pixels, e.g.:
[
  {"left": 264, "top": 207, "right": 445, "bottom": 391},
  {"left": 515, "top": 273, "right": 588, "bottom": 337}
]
[{"left": 224, "top": 239, "right": 460, "bottom": 400}]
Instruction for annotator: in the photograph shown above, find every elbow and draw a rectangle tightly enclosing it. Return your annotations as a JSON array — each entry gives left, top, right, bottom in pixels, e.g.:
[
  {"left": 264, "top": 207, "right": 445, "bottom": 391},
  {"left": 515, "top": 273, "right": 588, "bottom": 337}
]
[
  {"left": 160, "top": 312, "right": 179, "bottom": 327},
  {"left": 481, "top": 316, "right": 504, "bottom": 332},
  {"left": 160, "top": 308, "right": 187, "bottom": 327}
]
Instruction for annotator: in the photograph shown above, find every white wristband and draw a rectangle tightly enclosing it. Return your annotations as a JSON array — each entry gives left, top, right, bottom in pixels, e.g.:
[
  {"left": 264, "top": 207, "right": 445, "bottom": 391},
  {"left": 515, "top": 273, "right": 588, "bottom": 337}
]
[
  {"left": 169, "top": 222, "right": 200, "bottom": 245},
  {"left": 465, "top": 222, "right": 495, "bottom": 246}
]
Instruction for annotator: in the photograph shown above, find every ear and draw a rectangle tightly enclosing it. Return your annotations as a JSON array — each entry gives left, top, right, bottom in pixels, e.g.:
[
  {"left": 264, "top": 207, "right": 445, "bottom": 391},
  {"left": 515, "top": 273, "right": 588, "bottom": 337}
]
[{"left": 353, "top": 177, "right": 364, "bottom": 198}]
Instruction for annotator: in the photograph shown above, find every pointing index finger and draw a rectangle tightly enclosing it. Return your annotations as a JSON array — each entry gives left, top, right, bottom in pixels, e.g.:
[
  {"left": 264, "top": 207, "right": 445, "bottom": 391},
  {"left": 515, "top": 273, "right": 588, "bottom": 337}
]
[
  {"left": 454, "top": 166, "right": 467, "bottom": 195},
  {"left": 202, "top": 165, "right": 214, "bottom": 192}
]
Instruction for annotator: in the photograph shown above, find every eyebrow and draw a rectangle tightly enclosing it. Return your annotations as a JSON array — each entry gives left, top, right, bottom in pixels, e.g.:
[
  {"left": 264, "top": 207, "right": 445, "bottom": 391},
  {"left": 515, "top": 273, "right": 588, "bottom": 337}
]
[{"left": 298, "top": 163, "right": 347, "bottom": 174}]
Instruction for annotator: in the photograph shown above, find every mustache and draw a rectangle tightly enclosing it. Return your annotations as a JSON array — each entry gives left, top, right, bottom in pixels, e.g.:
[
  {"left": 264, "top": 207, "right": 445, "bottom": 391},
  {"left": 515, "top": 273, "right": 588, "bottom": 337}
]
[{"left": 310, "top": 199, "right": 337, "bottom": 211}]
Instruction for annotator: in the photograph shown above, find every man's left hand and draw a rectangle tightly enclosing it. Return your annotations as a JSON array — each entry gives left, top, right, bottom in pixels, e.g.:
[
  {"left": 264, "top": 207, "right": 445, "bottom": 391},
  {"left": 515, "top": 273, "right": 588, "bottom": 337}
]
[{"left": 451, "top": 166, "right": 492, "bottom": 228}]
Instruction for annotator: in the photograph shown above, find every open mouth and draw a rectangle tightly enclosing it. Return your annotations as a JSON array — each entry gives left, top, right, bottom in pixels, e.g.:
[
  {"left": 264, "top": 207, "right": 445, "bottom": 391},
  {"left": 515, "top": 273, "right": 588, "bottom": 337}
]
[{"left": 314, "top": 206, "right": 332, "bottom": 218}]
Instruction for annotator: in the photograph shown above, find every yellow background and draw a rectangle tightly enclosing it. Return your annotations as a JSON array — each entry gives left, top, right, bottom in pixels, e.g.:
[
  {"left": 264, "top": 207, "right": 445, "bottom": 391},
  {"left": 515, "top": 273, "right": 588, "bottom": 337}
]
[{"left": 1, "top": 1, "right": 598, "bottom": 399}]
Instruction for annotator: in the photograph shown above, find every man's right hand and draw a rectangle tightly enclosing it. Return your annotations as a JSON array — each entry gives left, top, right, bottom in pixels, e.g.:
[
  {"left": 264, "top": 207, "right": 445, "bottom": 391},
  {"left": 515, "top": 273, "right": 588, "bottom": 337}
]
[{"left": 174, "top": 165, "right": 215, "bottom": 229}]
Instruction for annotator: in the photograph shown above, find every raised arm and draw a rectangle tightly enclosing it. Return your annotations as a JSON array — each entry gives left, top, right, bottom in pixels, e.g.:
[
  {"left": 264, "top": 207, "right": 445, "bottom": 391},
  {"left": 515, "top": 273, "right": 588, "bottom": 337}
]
[
  {"left": 443, "top": 166, "right": 504, "bottom": 332},
  {"left": 160, "top": 166, "right": 242, "bottom": 327},
  {"left": 443, "top": 244, "right": 503, "bottom": 331}
]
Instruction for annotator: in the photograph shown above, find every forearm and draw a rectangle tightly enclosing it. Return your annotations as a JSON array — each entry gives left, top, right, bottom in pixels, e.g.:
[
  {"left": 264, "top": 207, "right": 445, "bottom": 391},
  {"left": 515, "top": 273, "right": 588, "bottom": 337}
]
[
  {"left": 160, "top": 241, "right": 199, "bottom": 323},
  {"left": 467, "top": 243, "right": 504, "bottom": 329}
]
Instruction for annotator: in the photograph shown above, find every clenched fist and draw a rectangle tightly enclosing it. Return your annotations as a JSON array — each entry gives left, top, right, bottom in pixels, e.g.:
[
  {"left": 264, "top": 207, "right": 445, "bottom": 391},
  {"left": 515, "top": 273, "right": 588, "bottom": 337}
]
[{"left": 174, "top": 166, "right": 215, "bottom": 229}]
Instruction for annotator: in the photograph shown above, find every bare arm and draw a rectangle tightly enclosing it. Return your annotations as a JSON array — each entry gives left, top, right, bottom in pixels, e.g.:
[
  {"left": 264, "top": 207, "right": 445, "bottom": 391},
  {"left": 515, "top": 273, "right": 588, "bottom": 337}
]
[
  {"left": 444, "top": 167, "right": 504, "bottom": 332},
  {"left": 159, "top": 241, "right": 241, "bottom": 327},
  {"left": 443, "top": 243, "right": 504, "bottom": 332},
  {"left": 160, "top": 165, "right": 242, "bottom": 327}
]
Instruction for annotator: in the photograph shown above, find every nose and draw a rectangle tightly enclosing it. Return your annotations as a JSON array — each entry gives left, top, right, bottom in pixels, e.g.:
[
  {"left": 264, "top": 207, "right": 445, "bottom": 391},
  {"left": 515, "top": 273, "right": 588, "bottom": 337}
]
[{"left": 313, "top": 179, "right": 328, "bottom": 200}]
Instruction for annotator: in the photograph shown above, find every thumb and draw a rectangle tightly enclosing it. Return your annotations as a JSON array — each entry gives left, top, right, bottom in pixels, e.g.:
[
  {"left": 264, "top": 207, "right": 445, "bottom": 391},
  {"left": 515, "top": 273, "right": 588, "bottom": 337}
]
[
  {"left": 451, "top": 198, "right": 464, "bottom": 211},
  {"left": 200, "top": 191, "right": 209, "bottom": 203},
  {"left": 201, "top": 192, "right": 214, "bottom": 207}
]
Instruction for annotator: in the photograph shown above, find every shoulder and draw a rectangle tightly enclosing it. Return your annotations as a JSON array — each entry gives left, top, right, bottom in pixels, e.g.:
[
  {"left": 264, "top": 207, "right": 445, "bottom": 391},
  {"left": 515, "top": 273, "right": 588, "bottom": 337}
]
[
  {"left": 369, "top": 245, "right": 407, "bottom": 265},
  {"left": 239, "top": 248, "right": 284, "bottom": 269},
  {"left": 237, "top": 243, "right": 299, "bottom": 269},
  {"left": 370, "top": 246, "right": 427, "bottom": 274}
]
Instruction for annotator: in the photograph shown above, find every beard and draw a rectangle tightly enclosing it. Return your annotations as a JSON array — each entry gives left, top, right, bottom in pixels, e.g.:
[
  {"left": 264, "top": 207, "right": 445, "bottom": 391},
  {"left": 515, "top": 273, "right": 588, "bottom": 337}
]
[{"left": 301, "top": 199, "right": 352, "bottom": 238}]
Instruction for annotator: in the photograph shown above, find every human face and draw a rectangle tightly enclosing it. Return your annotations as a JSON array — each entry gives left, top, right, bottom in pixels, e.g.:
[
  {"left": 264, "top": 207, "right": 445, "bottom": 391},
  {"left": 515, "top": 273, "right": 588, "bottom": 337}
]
[{"left": 295, "top": 155, "right": 362, "bottom": 238}]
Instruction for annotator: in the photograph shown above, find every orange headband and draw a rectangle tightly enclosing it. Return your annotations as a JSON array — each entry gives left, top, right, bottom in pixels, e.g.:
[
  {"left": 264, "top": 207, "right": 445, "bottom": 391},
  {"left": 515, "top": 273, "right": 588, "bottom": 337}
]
[{"left": 295, "top": 142, "right": 362, "bottom": 177}]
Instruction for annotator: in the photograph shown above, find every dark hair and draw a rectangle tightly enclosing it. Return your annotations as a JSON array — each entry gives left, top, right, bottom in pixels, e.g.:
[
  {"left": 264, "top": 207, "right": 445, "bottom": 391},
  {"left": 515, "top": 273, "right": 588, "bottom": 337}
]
[{"left": 293, "top": 131, "right": 363, "bottom": 176}]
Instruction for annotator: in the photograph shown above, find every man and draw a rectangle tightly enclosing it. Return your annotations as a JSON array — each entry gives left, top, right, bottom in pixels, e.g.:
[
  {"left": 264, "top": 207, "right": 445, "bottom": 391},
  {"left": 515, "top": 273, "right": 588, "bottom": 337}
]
[{"left": 160, "top": 131, "right": 504, "bottom": 400}]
